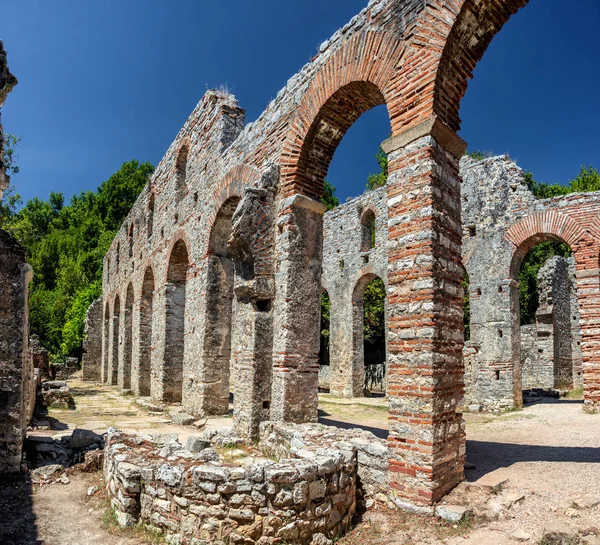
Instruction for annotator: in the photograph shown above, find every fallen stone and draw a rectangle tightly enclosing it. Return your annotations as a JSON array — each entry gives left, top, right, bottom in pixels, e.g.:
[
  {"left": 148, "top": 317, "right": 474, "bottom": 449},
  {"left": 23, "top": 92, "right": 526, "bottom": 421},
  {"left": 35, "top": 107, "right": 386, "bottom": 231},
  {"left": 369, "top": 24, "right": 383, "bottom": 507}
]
[
  {"left": 171, "top": 413, "right": 195, "bottom": 426},
  {"left": 59, "top": 474, "right": 70, "bottom": 485},
  {"left": 573, "top": 493, "right": 600, "bottom": 510},
  {"left": 186, "top": 435, "right": 211, "bottom": 452},
  {"left": 503, "top": 491, "right": 526, "bottom": 508},
  {"left": 31, "top": 464, "right": 63, "bottom": 480},
  {"left": 542, "top": 520, "right": 580, "bottom": 545},
  {"left": 41, "top": 380, "right": 68, "bottom": 390},
  {"left": 435, "top": 504, "right": 473, "bottom": 523},
  {"left": 70, "top": 428, "right": 103, "bottom": 449},
  {"left": 375, "top": 493, "right": 388, "bottom": 503},
  {"left": 193, "top": 418, "right": 207, "bottom": 429},
  {"left": 87, "top": 486, "right": 98, "bottom": 496},
  {"left": 565, "top": 508, "right": 580, "bottom": 518},
  {"left": 310, "top": 533, "right": 333, "bottom": 545},
  {"left": 510, "top": 528, "right": 531, "bottom": 541}
]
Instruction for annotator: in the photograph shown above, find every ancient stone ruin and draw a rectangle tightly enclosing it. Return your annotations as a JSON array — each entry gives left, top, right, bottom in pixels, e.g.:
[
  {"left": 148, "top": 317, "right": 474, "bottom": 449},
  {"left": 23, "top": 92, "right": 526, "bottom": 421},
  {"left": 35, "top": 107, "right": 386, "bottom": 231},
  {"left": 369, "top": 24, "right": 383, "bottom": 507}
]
[
  {"left": 83, "top": 1, "right": 600, "bottom": 523},
  {"left": 0, "top": 41, "right": 36, "bottom": 476}
]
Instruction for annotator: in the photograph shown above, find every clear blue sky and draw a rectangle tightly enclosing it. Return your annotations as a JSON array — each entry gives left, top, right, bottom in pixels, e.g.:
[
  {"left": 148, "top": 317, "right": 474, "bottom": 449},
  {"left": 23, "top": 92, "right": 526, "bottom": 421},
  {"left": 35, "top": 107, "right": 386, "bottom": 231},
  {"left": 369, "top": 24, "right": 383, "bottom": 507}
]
[{"left": 2, "top": 0, "right": 599, "bottom": 205}]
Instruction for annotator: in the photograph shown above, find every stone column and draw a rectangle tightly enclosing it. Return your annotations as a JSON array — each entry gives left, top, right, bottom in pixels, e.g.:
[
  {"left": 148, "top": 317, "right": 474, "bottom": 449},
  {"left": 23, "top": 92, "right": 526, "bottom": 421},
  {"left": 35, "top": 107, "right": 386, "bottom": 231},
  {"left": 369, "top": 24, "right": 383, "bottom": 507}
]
[
  {"left": 572, "top": 240, "right": 600, "bottom": 413},
  {"left": 108, "top": 314, "right": 119, "bottom": 386},
  {"left": 271, "top": 195, "right": 326, "bottom": 424},
  {"left": 130, "top": 298, "right": 142, "bottom": 395},
  {"left": 381, "top": 117, "right": 466, "bottom": 508},
  {"left": 82, "top": 299, "right": 102, "bottom": 382},
  {"left": 150, "top": 286, "right": 167, "bottom": 401},
  {"left": 329, "top": 292, "right": 357, "bottom": 397}
]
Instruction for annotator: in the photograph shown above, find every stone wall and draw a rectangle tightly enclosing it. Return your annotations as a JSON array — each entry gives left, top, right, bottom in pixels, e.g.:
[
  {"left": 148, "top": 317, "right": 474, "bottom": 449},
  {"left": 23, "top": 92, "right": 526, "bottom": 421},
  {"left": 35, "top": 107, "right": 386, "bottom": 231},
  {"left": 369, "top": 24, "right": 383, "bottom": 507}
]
[
  {"left": 82, "top": 299, "right": 103, "bottom": 382},
  {"left": 321, "top": 187, "right": 388, "bottom": 397},
  {"left": 104, "top": 423, "right": 363, "bottom": 544},
  {"left": 0, "top": 43, "right": 34, "bottom": 475}
]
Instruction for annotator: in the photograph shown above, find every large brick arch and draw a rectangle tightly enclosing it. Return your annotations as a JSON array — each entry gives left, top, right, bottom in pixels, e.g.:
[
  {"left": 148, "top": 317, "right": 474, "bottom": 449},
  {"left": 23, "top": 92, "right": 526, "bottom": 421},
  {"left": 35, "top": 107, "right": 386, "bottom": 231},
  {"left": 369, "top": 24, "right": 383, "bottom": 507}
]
[
  {"left": 391, "top": 0, "right": 528, "bottom": 132},
  {"left": 280, "top": 30, "right": 404, "bottom": 200},
  {"left": 505, "top": 210, "right": 586, "bottom": 277}
]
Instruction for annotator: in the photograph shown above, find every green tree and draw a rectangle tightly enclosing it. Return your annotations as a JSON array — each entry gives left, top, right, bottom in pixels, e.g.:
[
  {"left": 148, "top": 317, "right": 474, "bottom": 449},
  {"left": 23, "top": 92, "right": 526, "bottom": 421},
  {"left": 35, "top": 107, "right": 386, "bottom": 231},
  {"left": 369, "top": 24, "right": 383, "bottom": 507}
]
[
  {"left": 322, "top": 180, "right": 339, "bottom": 211},
  {"left": 366, "top": 147, "right": 388, "bottom": 191},
  {"left": 6, "top": 159, "right": 154, "bottom": 360}
]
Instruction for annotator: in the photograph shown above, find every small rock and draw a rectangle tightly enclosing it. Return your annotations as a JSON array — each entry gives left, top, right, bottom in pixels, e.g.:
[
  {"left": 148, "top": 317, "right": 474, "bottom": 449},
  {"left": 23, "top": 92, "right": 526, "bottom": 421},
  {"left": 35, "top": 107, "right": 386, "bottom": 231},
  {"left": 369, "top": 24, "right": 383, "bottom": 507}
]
[
  {"left": 365, "top": 498, "right": 375, "bottom": 509},
  {"left": 503, "top": 491, "right": 526, "bottom": 508},
  {"left": 87, "top": 486, "right": 98, "bottom": 496},
  {"left": 59, "top": 474, "right": 70, "bottom": 485},
  {"left": 31, "top": 464, "right": 63, "bottom": 480},
  {"left": 510, "top": 528, "right": 531, "bottom": 541},
  {"left": 375, "top": 493, "right": 388, "bottom": 503},
  {"left": 542, "top": 520, "right": 580, "bottom": 545},
  {"left": 573, "top": 493, "right": 600, "bottom": 510},
  {"left": 186, "top": 435, "right": 211, "bottom": 452},
  {"left": 435, "top": 504, "right": 472, "bottom": 523},
  {"left": 565, "top": 508, "right": 580, "bottom": 518},
  {"left": 70, "top": 429, "right": 103, "bottom": 449},
  {"left": 171, "top": 413, "right": 195, "bottom": 426},
  {"left": 468, "top": 404, "right": 481, "bottom": 412},
  {"left": 193, "top": 418, "right": 207, "bottom": 429},
  {"left": 310, "top": 533, "right": 333, "bottom": 545}
]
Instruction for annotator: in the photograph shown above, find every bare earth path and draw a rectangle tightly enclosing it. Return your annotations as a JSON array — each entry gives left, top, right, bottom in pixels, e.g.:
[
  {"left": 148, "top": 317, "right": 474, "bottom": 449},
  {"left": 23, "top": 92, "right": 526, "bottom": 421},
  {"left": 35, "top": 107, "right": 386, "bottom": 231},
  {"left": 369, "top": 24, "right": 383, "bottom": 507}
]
[{"left": 2, "top": 381, "right": 598, "bottom": 544}]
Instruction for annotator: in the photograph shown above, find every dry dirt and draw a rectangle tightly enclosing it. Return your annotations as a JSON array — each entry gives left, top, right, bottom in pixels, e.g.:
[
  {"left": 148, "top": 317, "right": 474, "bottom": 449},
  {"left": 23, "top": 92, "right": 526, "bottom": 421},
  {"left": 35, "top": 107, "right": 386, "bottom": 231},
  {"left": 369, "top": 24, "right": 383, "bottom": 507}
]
[{"left": 1, "top": 380, "right": 599, "bottom": 544}]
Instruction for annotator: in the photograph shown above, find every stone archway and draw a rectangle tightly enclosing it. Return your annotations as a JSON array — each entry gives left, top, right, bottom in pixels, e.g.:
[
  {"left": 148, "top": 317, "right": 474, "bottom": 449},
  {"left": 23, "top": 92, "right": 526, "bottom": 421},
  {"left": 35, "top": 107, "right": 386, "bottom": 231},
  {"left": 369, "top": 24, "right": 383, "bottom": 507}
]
[
  {"left": 121, "top": 283, "right": 134, "bottom": 390},
  {"left": 136, "top": 266, "right": 154, "bottom": 397},
  {"left": 110, "top": 294, "right": 120, "bottom": 386},
  {"left": 163, "top": 239, "right": 189, "bottom": 403}
]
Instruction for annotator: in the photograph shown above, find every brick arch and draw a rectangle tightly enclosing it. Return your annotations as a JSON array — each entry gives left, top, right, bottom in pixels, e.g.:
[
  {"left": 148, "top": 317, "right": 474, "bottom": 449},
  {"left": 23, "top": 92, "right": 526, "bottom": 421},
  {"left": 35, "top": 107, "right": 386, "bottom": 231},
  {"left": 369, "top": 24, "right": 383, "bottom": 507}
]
[
  {"left": 352, "top": 270, "right": 383, "bottom": 303},
  {"left": 280, "top": 30, "right": 404, "bottom": 200},
  {"left": 505, "top": 210, "right": 586, "bottom": 278},
  {"left": 165, "top": 231, "right": 194, "bottom": 283},
  {"left": 202, "top": 164, "right": 260, "bottom": 252}
]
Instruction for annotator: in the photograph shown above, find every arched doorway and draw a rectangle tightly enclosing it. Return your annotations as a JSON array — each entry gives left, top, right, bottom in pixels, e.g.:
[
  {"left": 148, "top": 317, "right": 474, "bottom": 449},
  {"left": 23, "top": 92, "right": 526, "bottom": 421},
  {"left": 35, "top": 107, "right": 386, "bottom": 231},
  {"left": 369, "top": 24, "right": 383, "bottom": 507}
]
[
  {"left": 163, "top": 239, "right": 189, "bottom": 403},
  {"left": 137, "top": 267, "right": 154, "bottom": 397},
  {"left": 102, "top": 301, "right": 110, "bottom": 383},
  {"left": 121, "top": 283, "right": 134, "bottom": 390},
  {"left": 202, "top": 197, "right": 240, "bottom": 415},
  {"left": 110, "top": 294, "right": 120, "bottom": 386}
]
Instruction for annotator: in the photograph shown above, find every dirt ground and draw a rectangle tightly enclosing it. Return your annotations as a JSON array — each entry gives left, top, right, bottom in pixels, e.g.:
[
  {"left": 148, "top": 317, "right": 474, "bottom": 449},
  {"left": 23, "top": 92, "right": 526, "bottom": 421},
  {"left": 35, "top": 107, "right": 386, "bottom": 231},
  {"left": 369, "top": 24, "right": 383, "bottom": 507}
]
[{"left": 2, "top": 379, "right": 599, "bottom": 544}]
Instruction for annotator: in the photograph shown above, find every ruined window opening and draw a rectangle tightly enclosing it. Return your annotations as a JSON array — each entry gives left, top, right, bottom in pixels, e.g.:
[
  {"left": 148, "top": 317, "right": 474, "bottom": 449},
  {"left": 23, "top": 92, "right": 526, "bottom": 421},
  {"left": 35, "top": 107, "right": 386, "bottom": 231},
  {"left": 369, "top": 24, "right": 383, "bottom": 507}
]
[
  {"left": 468, "top": 226, "right": 476, "bottom": 237},
  {"left": 255, "top": 299, "right": 272, "bottom": 313},
  {"left": 161, "top": 227, "right": 165, "bottom": 238},
  {"left": 495, "top": 370, "right": 501, "bottom": 381},
  {"left": 107, "top": 257, "right": 111, "bottom": 282},
  {"left": 339, "top": 259, "right": 345, "bottom": 271},
  {"left": 174, "top": 213, "right": 178, "bottom": 224},
  {"left": 319, "top": 289, "right": 331, "bottom": 369},
  {"left": 362, "top": 255, "right": 369, "bottom": 265},
  {"left": 193, "top": 191, "right": 198, "bottom": 204},
  {"left": 498, "top": 329, "right": 503, "bottom": 338},
  {"left": 115, "top": 243, "right": 120, "bottom": 272},
  {"left": 175, "top": 144, "right": 189, "bottom": 199},
  {"left": 147, "top": 193, "right": 155, "bottom": 239},
  {"left": 262, "top": 400, "right": 271, "bottom": 410},
  {"left": 128, "top": 223, "right": 134, "bottom": 258},
  {"left": 498, "top": 285, "right": 503, "bottom": 293},
  {"left": 360, "top": 209, "right": 376, "bottom": 252},
  {"left": 476, "top": 287, "right": 482, "bottom": 296}
]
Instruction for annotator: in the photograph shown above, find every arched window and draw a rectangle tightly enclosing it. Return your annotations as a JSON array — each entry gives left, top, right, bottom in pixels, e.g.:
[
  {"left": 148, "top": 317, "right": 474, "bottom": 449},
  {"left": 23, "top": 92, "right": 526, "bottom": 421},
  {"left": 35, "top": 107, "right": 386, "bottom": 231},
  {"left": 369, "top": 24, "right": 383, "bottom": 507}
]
[
  {"left": 360, "top": 209, "right": 376, "bottom": 252},
  {"left": 128, "top": 223, "right": 134, "bottom": 258},
  {"left": 147, "top": 193, "right": 155, "bottom": 239},
  {"left": 175, "top": 145, "right": 189, "bottom": 199}
]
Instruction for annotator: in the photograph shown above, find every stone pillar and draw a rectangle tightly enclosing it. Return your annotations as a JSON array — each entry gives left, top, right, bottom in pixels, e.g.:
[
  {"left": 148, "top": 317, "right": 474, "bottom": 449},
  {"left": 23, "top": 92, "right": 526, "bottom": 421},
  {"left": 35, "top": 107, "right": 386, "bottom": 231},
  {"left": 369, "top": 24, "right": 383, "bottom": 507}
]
[
  {"left": 82, "top": 299, "right": 103, "bottom": 382},
  {"left": 381, "top": 117, "right": 466, "bottom": 508},
  {"left": 568, "top": 257, "right": 583, "bottom": 388},
  {"left": 0, "top": 232, "right": 32, "bottom": 474},
  {"left": 572, "top": 240, "right": 600, "bottom": 413},
  {"left": 271, "top": 194, "right": 326, "bottom": 424},
  {"left": 150, "top": 286, "right": 167, "bottom": 402},
  {"left": 227, "top": 178, "right": 277, "bottom": 439},
  {"left": 130, "top": 298, "right": 142, "bottom": 395},
  {"left": 329, "top": 293, "right": 357, "bottom": 397},
  {"left": 108, "top": 314, "right": 119, "bottom": 386}
]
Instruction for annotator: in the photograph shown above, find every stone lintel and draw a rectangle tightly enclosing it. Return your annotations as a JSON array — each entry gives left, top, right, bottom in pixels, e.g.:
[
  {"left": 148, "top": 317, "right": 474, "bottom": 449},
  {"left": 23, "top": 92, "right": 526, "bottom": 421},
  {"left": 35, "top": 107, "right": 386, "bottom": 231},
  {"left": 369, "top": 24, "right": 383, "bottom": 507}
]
[
  {"left": 281, "top": 193, "right": 327, "bottom": 215},
  {"left": 381, "top": 116, "right": 467, "bottom": 159}
]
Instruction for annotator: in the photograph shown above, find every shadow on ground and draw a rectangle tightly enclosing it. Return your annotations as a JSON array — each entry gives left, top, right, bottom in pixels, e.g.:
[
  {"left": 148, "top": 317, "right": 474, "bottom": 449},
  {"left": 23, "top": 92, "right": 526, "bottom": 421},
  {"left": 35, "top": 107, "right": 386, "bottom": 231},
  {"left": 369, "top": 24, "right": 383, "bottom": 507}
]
[
  {"left": 465, "top": 439, "right": 600, "bottom": 481},
  {"left": 0, "top": 475, "right": 39, "bottom": 545},
  {"left": 318, "top": 409, "right": 388, "bottom": 439}
]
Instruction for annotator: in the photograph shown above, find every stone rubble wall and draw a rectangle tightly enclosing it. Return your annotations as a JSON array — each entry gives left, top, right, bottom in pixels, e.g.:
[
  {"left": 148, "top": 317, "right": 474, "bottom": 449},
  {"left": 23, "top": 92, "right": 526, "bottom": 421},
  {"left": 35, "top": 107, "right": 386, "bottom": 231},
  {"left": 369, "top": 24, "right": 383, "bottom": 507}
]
[
  {"left": 104, "top": 423, "right": 360, "bottom": 544},
  {"left": 82, "top": 299, "right": 103, "bottom": 382}
]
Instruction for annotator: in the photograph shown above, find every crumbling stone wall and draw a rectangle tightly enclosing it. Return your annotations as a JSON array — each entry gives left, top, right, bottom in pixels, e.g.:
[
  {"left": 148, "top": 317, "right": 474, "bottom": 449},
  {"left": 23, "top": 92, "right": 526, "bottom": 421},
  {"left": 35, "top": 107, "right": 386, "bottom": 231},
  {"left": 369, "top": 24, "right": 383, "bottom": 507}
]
[
  {"left": 0, "top": 43, "right": 35, "bottom": 474},
  {"left": 99, "top": 0, "right": 600, "bottom": 508},
  {"left": 321, "top": 187, "right": 388, "bottom": 397},
  {"left": 519, "top": 257, "right": 582, "bottom": 391},
  {"left": 82, "top": 299, "right": 103, "bottom": 382}
]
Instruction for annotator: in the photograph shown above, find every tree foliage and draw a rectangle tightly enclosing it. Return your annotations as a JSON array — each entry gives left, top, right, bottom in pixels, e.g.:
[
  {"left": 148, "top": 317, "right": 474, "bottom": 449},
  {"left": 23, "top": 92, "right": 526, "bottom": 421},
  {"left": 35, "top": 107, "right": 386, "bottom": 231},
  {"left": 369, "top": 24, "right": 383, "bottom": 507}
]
[
  {"left": 322, "top": 180, "right": 339, "bottom": 211},
  {"left": 366, "top": 147, "right": 388, "bottom": 191},
  {"left": 4, "top": 159, "right": 153, "bottom": 360}
]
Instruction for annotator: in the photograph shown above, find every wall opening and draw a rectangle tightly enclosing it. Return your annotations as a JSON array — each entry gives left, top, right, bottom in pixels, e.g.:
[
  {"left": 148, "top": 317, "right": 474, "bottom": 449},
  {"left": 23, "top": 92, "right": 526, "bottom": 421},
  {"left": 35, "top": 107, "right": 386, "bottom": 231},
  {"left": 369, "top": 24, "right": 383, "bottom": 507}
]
[
  {"left": 147, "top": 193, "right": 155, "bottom": 239},
  {"left": 175, "top": 145, "right": 189, "bottom": 201},
  {"left": 122, "top": 283, "right": 134, "bottom": 390},
  {"left": 138, "top": 267, "right": 154, "bottom": 397},
  {"left": 204, "top": 197, "right": 240, "bottom": 415},
  {"left": 360, "top": 209, "right": 376, "bottom": 252},
  {"left": 360, "top": 276, "right": 386, "bottom": 396},
  {"left": 111, "top": 295, "right": 120, "bottom": 385},
  {"left": 103, "top": 301, "right": 110, "bottom": 382},
  {"left": 318, "top": 288, "right": 331, "bottom": 392},
  {"left": 164, "top": 239, "right": 189, "bottom": 402}
]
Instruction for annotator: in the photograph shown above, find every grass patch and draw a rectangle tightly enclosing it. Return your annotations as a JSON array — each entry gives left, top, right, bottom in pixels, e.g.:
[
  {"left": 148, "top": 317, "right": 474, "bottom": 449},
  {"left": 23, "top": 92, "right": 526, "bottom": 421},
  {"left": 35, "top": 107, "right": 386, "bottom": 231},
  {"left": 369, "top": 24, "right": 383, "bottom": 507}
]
[
  {"left": 102, "top": 501, "right": 166, "bottom": 544},
  {"left": 565, "top": 387, "right": 584, "bottom": 400}
]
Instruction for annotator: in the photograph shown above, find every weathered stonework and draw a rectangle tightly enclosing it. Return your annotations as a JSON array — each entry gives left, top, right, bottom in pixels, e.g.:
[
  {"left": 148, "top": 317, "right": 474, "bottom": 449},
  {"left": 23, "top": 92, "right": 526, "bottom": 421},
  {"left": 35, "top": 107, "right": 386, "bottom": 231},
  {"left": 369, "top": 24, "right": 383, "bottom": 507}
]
[
  {"left": 98, "top": 0, "right": 600, "bottom": 508},
  {"left": 82, "top": 299, "right": 103, "bottom": 382},
  {"left": 104, "top": 423, "right": 363, "bottom": 544},
  {"left": 0, "top": 43, "right": 34, "bottom": 475}
]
